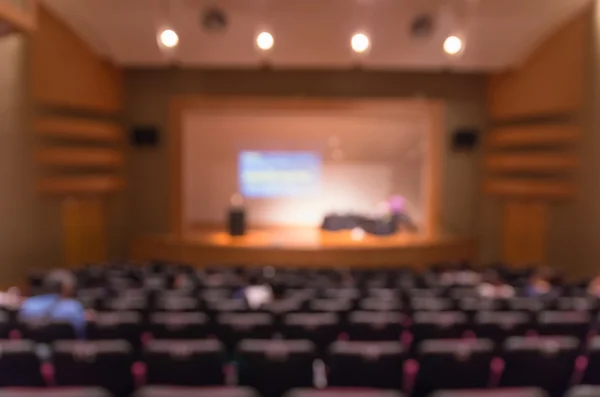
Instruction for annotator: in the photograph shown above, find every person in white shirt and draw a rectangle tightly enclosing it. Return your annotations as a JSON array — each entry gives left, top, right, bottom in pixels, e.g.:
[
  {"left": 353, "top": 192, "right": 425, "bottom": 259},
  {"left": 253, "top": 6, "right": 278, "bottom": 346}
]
[
  {"left": 244, "top": 276, "right": 274, "bottom": 310},
  {"left": 477, "top": 272, "right": 515, "bottom": 299}
]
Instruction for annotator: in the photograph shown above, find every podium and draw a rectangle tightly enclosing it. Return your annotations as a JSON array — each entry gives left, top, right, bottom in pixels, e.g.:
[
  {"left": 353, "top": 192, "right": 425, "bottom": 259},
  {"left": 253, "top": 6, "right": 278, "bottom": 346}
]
[{"left": 227, "top": 208, "right": 246, "bottom": 236}]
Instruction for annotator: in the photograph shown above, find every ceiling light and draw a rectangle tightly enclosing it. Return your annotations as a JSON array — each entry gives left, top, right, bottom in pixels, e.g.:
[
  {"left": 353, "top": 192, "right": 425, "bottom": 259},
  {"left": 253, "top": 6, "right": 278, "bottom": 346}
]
[
  {"left": 351, "top": 33, "right": 370, "bottom": 53},
  {"left": 159, "top": 29, "right": 179, "bottom": 48},
  {"left": 256, "top": 32, "right": 274, "bottom": 51},
  {"left": 443, "top": 35, "right": 462, "bottom": 55}
]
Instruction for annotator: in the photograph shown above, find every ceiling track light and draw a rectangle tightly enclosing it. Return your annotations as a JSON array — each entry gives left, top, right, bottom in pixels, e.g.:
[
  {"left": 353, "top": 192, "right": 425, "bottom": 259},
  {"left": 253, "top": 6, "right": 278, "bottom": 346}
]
[
  {"left": 158, "top": 28, "right": 179, "bottom": 48},
  {"left": 351, "top": 32, "right": 370, "bottom": 53},
  {"left": 256, "top": 31, "right": 274, "bottom": 51},
  {"left": 443, "top": 35, "right": 463, "bottom": 56}
]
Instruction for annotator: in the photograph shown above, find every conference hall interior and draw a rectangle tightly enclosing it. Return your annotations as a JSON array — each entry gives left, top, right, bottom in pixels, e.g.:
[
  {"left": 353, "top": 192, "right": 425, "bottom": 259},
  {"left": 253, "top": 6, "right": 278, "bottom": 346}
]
[{"left": 2, "top": 1, "right": 600, "bottom": 397}]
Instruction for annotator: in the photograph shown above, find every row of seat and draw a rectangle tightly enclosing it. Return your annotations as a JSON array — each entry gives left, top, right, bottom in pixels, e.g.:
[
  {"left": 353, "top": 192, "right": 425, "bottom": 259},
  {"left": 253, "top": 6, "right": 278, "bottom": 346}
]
[
  {"left": 73, "top": 291, "right": 600, "bottom": 312},
  {"left": 5, "top": 308, "right": 600, "bottom": 349},
  {"left": 0, "top": 386, "right": 591, "bottom": 397},
  {"left": 2, "top": 336, "right": 600, "bottom": 397}
]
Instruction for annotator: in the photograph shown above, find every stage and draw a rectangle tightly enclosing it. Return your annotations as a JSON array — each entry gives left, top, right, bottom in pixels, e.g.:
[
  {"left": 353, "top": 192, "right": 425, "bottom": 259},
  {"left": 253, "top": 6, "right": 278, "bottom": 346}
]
[{"left": 130, "top": 227, "right": 475, "bottom": 268}]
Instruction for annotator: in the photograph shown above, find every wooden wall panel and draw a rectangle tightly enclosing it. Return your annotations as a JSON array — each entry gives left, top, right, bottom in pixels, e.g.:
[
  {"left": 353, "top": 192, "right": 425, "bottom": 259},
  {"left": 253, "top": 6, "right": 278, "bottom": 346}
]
[
  {"left": 488, "top": 10, "right": 589, "bottom": 120},
  {"left": 503, "top": 201, "right": 548, "bottom": 265},
  {"left": 487, "top": 125, "right": 580, "bottom": 149},
  {"left": 485, "top": 153, "right": 578, "bottom": 173},
  {"left": 484, "top": 178, "right": 575, "bottom": 199},
  {"left": 38, "top": 175, "right": 124, "bottom": 195},
  {"left": 62, "top": 199, "right": 107, "bottom": 268},
  {"left": 36, "top": 147, "right": 124, "bottom": 168},
  {"left": 30, "top": 6, "right": 123, "bottom": 113},
  {"left": 35, "top": 117, "right": 123, "bottom": 142},
  {"left": 0, "top": 0, "right": 37, "bottom": 33}
]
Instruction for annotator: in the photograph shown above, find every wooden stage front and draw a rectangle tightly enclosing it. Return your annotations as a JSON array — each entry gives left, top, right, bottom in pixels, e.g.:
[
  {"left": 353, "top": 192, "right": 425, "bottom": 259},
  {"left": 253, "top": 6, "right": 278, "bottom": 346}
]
[{"left": 130, "top": 227, "right": 475, "bottom": 268}]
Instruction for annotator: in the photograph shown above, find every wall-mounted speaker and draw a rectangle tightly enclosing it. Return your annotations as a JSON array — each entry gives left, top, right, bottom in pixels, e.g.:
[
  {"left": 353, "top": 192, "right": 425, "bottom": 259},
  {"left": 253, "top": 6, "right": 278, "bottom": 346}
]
[
  {"left": 451, "top": 128, "right": 480, "bottom": 152},
  {"left": 131, "top": 126, "right": 159, "bottom": 147}
]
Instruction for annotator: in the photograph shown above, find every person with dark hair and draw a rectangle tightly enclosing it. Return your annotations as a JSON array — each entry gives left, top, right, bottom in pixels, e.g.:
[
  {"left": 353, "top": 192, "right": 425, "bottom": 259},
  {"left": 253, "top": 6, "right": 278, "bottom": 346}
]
[
  {"left": 524, "top": 268, "right": 556, "bottom": 297},
  {"left": 19, "top": 270, "right": 86, "bottom": 338}
]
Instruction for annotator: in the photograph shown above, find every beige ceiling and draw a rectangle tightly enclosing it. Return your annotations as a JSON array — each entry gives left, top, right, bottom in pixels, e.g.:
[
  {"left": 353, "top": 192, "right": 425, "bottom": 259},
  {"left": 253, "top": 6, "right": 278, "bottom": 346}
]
[{"left": 42, "top": 0, "right": 591, "bottom": 71}]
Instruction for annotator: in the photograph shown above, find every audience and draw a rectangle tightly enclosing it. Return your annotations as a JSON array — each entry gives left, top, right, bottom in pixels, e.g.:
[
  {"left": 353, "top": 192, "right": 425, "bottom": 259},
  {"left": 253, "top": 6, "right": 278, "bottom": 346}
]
[
  {"left": 476, "top": 271, "right": 515, "bottom": 298},
  {"left": 19, "top": 269, "right": 86, "bottom": 338}
]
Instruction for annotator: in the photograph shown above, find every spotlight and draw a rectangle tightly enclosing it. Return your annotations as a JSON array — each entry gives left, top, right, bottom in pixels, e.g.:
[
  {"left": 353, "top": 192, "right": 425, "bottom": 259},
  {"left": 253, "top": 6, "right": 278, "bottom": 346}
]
[
  {"left": 351, "top": 33, "right": 370, "bottom": 53},
  {"left": 443, "top": 35, "right": 462, "bottom": 55},
  {"left": 159, "top": 29, "right": 179, "bottom": 48},
  {"left": 256, "top": 31, "right": 274, "bottom": 51}
]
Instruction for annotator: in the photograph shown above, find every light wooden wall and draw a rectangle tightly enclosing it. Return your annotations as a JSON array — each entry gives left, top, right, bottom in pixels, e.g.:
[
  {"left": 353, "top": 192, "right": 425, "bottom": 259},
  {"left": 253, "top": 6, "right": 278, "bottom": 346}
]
[
  {"left": 486, "top": 9, "right": 590, "bottom": 267},
  {"left": 30, "top": 5, "right": 125, "bottom": 267},
  {"left": 0, "top": 0, "right": 37, "bottom": 34},
  {"left": 30, "top": 6, "right": 123, "bottom": 113}
]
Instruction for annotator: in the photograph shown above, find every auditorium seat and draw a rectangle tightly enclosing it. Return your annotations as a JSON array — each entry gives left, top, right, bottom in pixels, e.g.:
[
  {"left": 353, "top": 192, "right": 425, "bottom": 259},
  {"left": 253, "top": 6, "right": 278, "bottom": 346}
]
[
  {"left": 87, "top": 311, "right": 143, "bottom": 354},
  {"left": 413, "top": 339, "right": 495, "bottom": 397},
  {"left": 429, "top": 389, "right": 547, "bottom": 397},
  {"left": 282, "top": 312, "right": 340, "bottom": 353},
  {"left": 263, "top": 298, "right": 305, "bottom": 316},
  {"left": 535, "top": 311, "right": 591, "bottom": 340},
  {"left": 217, "top": 313, "right": 274, "bottom": 352},
  {"left": 507, "top": 298, "right": 546, "bottom": 312},
  {"left": 366, "top": 288, "right": 400, "bottom": 301},
  {"left": 309, "top": 299, "right": 353, "bottom": 314},
  {"left": 323, "top": 288, "right": 360, "bottom": 300},
  {"left": 143, "top": 339, "right": 225, "bottom": 386},
  {"left": 358, "top": 298, "right": 402, "bottom": 312},
  {"left": 565, "top": 385, "right": 600, "bottom": 397},
  {"left": 0, "top": 340, "right": 45, "bottom": 387},
  {"left": 285, "top": 390, "right": 405, "bottom": 397},
  {"left": 0, "top": 389, "right": 113, "bottom": 397},
  {"left": 410, "top": 297, "right": 455, "bottom": 312},
  {"left": 19, "top": 318, "right": 76, "bottom": 343},
  {"left": 133, "top": 386, "right": 259, "bottom": 397},
  {"left": 458, "top": 298, "right": 504, "bottom": 315},
  {"left": 556, "top": 297, "right": 597, "bottom": 312},
  {"left": 237, "top": 339, "right": 316, "bottom": 397},
  {"left": 201, "top": 288, "right": 232, "bottom": 304},
  {"left": 154, "top": 295, "right": 201, "bottom": 312},
  {"left": 284, "top": 288, "right": 317, "bottom": 302},
  {"left": 411, "top": 311, "right": 468, "bottom": 347},
  {"left": 52, "top": 339, "right": 134, "bottom": 397},
  {"left": 346, "top": 311, "right": 404, "bottom": 341},
  {"left": 472, "top": 311, "right": 530, "bottom": 346},
  {"left": 101, "top": 296, "right": 147, "bottom": 313},
  {"left": 0, "top": 311, "right": 13, "bottom": 339},
  {"left": 207, "top": 300, "right": 249, "bottom": 315},
  {"left": 579, "top": 336, "right": 600, "bottom": 385},
  {"left": 149, "top": 312, "right": 210, "bottom": 339},
  {"left": 499, "top": 336, "right": 580, "bottom": 397},
  {"left": 327, "top": 340, "right": 406, "bottom": 390}
]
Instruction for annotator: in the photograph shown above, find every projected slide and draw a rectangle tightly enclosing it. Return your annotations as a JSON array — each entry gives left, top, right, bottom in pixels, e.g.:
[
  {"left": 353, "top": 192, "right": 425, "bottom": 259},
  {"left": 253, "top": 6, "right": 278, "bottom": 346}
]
[{"left": 239, "top": 151, "right": 321, "bottom": 198}]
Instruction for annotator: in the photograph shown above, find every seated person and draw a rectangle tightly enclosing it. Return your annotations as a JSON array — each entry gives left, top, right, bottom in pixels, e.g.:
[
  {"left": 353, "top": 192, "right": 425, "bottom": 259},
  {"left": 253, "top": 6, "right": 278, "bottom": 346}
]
[
  {"left": 588, "top": 276, "right": 600, "bottom": 297},
  {"left": 243, "top": 276, "right": 274, "bottom": 310},
  {"left": 19, "top": 270, "right": 86, "bottom": 338},
  {"left": 477, "top": 272, "right": 515, "bottom": 299},
  {"left": 524, "top": 270, "right": 556, "bottom": 297}
]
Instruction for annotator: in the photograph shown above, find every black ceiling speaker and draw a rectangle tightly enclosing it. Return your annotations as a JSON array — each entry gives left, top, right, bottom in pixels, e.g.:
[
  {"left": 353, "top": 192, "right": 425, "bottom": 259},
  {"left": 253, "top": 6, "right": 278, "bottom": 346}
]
[
  {"left": 201, "top": 7, "right": 228, "bottom": 32},
  {"left": 410, "top": 14, "right": 435, "bottom": 38},
  {"left": 452, "top": 128, "right": 480, "bottom": 152}
]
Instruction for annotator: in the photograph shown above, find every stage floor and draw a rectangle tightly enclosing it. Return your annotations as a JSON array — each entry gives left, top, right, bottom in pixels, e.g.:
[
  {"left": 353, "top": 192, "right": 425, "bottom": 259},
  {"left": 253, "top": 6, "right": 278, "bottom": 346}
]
[{"left": 130, "top": 227, "right": 475, "bottom": 268}]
